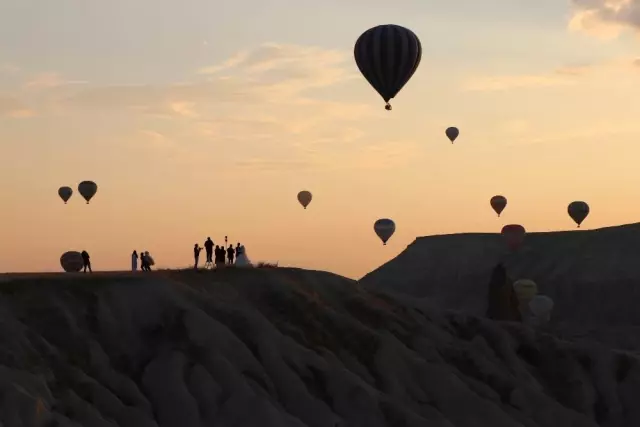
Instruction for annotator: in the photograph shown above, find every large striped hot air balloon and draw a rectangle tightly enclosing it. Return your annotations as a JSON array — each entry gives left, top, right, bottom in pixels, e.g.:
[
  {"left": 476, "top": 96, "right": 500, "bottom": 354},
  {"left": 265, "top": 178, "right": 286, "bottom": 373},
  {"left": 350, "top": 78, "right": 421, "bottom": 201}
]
[{"left": 354, "top": 25, "right": 422, "bottom": 111}]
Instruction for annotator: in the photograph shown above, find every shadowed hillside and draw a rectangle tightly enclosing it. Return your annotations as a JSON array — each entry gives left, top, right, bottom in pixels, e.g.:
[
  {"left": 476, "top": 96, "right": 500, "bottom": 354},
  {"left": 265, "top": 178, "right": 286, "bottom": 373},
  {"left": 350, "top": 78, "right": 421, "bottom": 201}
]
[
  {"left": 0, "top": 268, "right": 639, "bottom": 426},
  {"left": 360, "top": 223, "right": 640, "bottom": 351}
]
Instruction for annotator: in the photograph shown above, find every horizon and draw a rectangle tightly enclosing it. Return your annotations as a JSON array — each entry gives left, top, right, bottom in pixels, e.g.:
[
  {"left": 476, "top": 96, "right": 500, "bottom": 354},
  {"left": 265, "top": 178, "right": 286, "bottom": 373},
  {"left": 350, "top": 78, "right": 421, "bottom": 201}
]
[{"left": 3, "top": 0, "right": 640, "bottom": 279}]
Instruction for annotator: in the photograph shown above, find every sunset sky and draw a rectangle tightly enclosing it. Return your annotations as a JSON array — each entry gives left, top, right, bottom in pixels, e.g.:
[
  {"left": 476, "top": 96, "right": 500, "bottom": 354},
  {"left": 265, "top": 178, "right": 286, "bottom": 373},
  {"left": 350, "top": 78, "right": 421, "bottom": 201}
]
[{"left": 2, "top": 0, "right": 640, "bottom": 278}]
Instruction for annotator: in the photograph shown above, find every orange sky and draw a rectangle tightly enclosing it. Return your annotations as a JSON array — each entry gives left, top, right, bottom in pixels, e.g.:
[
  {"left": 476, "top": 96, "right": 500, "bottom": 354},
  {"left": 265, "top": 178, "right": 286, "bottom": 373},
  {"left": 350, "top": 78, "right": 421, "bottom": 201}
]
[{"left": 2, "top": 0, "right": 640, "bottom": 278}]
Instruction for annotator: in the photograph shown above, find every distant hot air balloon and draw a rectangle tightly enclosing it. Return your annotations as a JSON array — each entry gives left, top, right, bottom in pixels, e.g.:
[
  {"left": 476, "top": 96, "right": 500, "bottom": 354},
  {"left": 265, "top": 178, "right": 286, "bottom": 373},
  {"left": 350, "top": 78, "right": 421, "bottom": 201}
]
[
  {"left": 501, "top": 224, "right": 525, "bottom": 251},
  {"left": 58, "top": 186, "right": 73, "bottom": 204},
  {"left": 445, "top": 127, "right": 459, "bottom": 143},
  {"left": 513, "top": 279, "right": 538, "bottom": 305},
  {"left": 490, "top": 195, "right": 507, "bottom": 217},
  {"left": 60, "top": 251, "right": 84, "bottom": 272},
  {"left": 568, "top": 201, "right": 589, "bottom": 228},
  {"left": 78, "top": 181, "right": 97, "bottom": 204},
  {"left": 354, "top": 24, "right": 422, "bottom": 111},
  {"left": 297, "top": 190, "right": 312, "bottom": 209},
  {"left": 374, "top": 219, "right": 395, "bottom": 245}
]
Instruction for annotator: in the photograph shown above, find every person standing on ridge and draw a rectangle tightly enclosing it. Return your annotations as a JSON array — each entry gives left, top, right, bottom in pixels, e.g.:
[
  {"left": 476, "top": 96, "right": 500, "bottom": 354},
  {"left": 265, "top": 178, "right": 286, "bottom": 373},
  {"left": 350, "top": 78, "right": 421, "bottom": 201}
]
[
  {"left": 131, "top": 250, "right": 138, "bottom": 271},
  {"left": 81, "top": 250, "right": 92, "bottom": 273},
  {"left": 204, "top": 237, "right": 214, "bottom": 263},
  {"left": 194, "top": 244, "right": 202, "bottom": 269},
  {"left": 227, "top": 244, "right": 235, "bottom": 264}
]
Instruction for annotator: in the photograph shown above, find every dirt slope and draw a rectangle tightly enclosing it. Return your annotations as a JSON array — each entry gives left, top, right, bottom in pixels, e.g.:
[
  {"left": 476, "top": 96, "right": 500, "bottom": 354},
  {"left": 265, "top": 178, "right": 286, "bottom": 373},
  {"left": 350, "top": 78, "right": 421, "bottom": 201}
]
[{"left": 0, "top": 268, "right": 639, "bottom": 426}]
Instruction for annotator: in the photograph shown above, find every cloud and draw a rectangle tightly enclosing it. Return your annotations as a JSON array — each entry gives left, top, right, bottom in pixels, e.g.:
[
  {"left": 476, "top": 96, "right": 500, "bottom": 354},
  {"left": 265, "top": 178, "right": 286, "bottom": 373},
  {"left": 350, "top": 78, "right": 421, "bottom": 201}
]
[
  {"left": 569, "top": 0, "right": 640, "bottom": 37},
  {"left": 0, "top": 97, "right": 35, "bottom": 118},
  {"left": 24, "top": 72, "right": 87, "bottom": 90},
  {"left": 0, "top": 64, "right": 20, "bottom": 74},
  {"left": 460, "top": 57, "right": 640, "bottom": 92}
]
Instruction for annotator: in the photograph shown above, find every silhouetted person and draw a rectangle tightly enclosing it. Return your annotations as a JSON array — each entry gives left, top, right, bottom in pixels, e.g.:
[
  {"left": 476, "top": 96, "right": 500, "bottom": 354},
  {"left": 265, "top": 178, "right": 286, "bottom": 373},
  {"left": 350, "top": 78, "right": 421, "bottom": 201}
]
[
  {"left": 131, "top": 250, "right": 138, "bottom": 271},
  {"left": 81, "top": 250, "right": 92, "bottom": 273},
  {"left": 227, "top": 245, "right": 235, "bottom": 264},
  {"left": 214, "top": 245, "right": 224, "bottom": 267},
  {"left": 194, "top": 244, "right": 202, "bottom": 269},
  {"left": 204, "top": 237, "right": 214, "bottom": 263},
  {"left": 140, "top": 251, "right": 149, "bottom": 271},
  {"left": 143, "top": 251, "right": 153, "bottom": 271},
  {"left": 486, "top": 263, "right": 520, "bottom": 322}
]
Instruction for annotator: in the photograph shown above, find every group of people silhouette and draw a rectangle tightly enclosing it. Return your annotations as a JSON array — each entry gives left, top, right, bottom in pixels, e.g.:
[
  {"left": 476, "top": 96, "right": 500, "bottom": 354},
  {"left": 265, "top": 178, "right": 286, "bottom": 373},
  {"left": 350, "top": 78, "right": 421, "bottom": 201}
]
[
  {"left": 194, "top": 237, "right": 247, "bottom": 269},
  {"left": 131, "top": 250, "right": 154, "bottom": 271}
]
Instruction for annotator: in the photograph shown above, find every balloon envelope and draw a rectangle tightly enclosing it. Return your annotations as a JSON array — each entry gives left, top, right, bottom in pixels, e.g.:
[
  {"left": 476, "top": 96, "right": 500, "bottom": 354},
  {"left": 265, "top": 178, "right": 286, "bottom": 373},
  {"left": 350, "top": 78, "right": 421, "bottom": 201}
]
[
  {"left": 568, "top": 201, "right": 589, "bottom": 227},
  {"left": 78, "top": 181, "right": 97, "bottom": 204},
  {"left": 445, "top": 127, "right": 459, "bottom": 142},
  {"left": 513, "top": 279, "right": 538, "bottom": 303},
  {"left": 60, "top": 251, "right": 83, "bottom": 272},
  {"left": 374, "top": 219, "right": 395, "bottom": 245},
  {"left": 490, "top": 195, "right": 507, "bottom": 217},
  {"left": 501, "top": 224, "right": 525, "bottom": 251},
  {"left": 529, "top": 295, "right": 554, "bottom": 317},
  {"left": 297, "top": 190, "right": 312, "bottom": 209},
  {"left": 354, "top": 24, "right": 422, "bottom": 110},
  {"left": 58, "top": 186, "right": 73, "bottom": 204}
]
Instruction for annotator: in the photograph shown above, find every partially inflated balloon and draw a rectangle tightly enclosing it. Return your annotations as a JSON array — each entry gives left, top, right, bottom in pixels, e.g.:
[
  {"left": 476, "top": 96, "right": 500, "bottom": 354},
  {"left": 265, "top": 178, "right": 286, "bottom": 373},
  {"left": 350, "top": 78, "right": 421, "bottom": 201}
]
[
  {"left": 568, "top": 201, "right": 589, "bottom": 228},
  {"left": 78, "top": 181, "right": 97, "bottom": 204},
  {"left": 60, "top": 251, "right": 83, "bottom": 272},
  {"left": 529, "top": 295, "right": 554, "bottom": 326},
  {"left": 58, "top": 186, "right": 73, "bottom": 204},
  {"left": 354, "top": 25, "right": 422, "bottom": 110},
  {"left": 490, "top": 195, "right": 507, "bottom": 217},
  {"left": 374, "top": 219, "right": 395, "bottom": 245},
  {"left": 297, "top": 191, "right": 312, "bottom": 209},
  {"left": 445, "top": 127, "right": 459, "bottom": 143},
  {"left": 501, "top": 224, "right": 525, "bottom": 251}
]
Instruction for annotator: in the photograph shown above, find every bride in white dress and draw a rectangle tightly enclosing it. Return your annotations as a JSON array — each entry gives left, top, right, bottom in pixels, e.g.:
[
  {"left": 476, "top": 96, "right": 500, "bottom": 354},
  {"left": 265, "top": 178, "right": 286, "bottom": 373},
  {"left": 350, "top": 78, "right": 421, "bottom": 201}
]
[{"left": 234, "top": 245, "right": 252, "bottom": 267}]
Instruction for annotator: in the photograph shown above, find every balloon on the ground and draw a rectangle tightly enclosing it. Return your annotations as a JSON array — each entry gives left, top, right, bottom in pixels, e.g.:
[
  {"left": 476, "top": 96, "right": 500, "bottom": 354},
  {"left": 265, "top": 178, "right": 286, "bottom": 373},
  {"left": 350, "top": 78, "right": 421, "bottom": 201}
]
[
  {"left": 60, "top": 251, "right": 83, "bottom": 272},
  {"left": 490, "top": 195, "right": 507, "bottom": 217},
  {"left": 78, "top": 181, "right": 97, "bottom": 204},
  {"left": 568, "top": 201, "right": 589, "bottom": 228},
  {"left": 513, "top": 279, "right": 538, "bottom": 303},
  {"left": 354, "top": 24, "right": 422, "bottom": 111},
  {"left": 529, "top": 295, "right": 554, "bottom": 326},
  {"left": 58, "top": 186, "right": 73, "bottom": 204},
  {"left": 445, "top": 127, "right": 459, "bottom": 143},
  {"left": 297, "top": 190, "right": 312, "bottom": 209},
  {"left": 501, "top": 224, "right": 525, "bottom": 251},
  {"left": 374, "top": 219, "right": 396, "bottom": 245}
]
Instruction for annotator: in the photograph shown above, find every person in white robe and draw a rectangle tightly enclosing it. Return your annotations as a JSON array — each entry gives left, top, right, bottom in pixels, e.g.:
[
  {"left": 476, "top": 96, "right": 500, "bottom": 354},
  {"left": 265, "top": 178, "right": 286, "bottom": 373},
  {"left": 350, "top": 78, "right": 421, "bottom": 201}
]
[{"left": 234, "top": 245, "right": 252, "bottom": 267}]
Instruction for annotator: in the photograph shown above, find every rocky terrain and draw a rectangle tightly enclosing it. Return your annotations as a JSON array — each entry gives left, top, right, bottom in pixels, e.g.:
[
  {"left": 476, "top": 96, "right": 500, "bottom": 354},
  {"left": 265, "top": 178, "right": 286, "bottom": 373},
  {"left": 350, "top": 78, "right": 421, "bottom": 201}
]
[
  {"left": 361, "top": 222, "right": 640, "bottom": 352},
  {"left": 0, "top": 267, "right": 639, "bottom": 426}
]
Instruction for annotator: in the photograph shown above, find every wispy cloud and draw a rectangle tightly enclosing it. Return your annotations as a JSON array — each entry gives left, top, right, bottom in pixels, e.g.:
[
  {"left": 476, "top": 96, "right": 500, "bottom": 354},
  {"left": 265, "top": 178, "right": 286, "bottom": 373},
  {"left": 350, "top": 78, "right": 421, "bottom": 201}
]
[
  {"left": 569, "top": 0, "right": 640, "bottom": 38},
  {"left": 0, "top": 97, "right": 35, "bottom": 118},
  {"left": 0, "top": 63, "right": 20, "bottom": 74},
  {"left": 24, "top": 72, "right": 87, "bottom": 90},
  {"left": 461, "top": 57, "right": 640, "bottom": 92}
]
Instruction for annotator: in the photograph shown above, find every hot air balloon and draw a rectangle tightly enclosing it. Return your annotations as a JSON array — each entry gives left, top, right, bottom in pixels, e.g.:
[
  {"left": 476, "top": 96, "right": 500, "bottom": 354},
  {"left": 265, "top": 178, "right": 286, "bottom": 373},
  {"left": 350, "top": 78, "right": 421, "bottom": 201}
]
[
  {"left": 501, "top": 224, "right": 525, "bottom": 251},
  {"left": 58, "top": 186, "right": 73, "bottom": 204},
  {"left": 513, "top": 279, "right": 538, "bottom": 306},
  {"left": 78, "top": 181, "right": 97, "bottom": 204},
  {"left": 354, "top": 24, "right": 422, "bottom": 111},
  {"left": 568, "top": 201, "right": 589, "bottom": 228},
  {"left": 60, "top": 251, "right": 84, "bottom": 272},
  {"left": 297, "top": 190, "right": 312, "bottom": 209},
  {"left": 529, "top": 295, "right": 554, "bottom": 326},
  {"left": 374, "top": 219, "right": 395, "bottom": 245},
  {"left": 445, "top": 127, "right": 459, "bottom": 143},
  {"left": 490, "top": 195, "right": 507, "bottom": 217}
]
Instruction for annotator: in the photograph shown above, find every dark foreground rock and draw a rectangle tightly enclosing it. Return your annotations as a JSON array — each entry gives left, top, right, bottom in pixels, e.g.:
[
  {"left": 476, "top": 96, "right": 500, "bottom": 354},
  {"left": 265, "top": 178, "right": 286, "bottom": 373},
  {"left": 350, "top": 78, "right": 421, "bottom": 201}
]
[{"left": 0, "top": 268, "right": 638, "bottom": 426}]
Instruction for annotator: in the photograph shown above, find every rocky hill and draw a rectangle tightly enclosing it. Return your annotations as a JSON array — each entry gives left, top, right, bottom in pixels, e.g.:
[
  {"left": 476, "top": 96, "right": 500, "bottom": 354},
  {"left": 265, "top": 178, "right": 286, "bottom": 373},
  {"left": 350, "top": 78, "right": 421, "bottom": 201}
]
[
  {"left": 360, "top": 223, "right": 640, "bottom": 352},
  {"left": 0, "top": 267, "right": 639, "bottom": 426}
]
